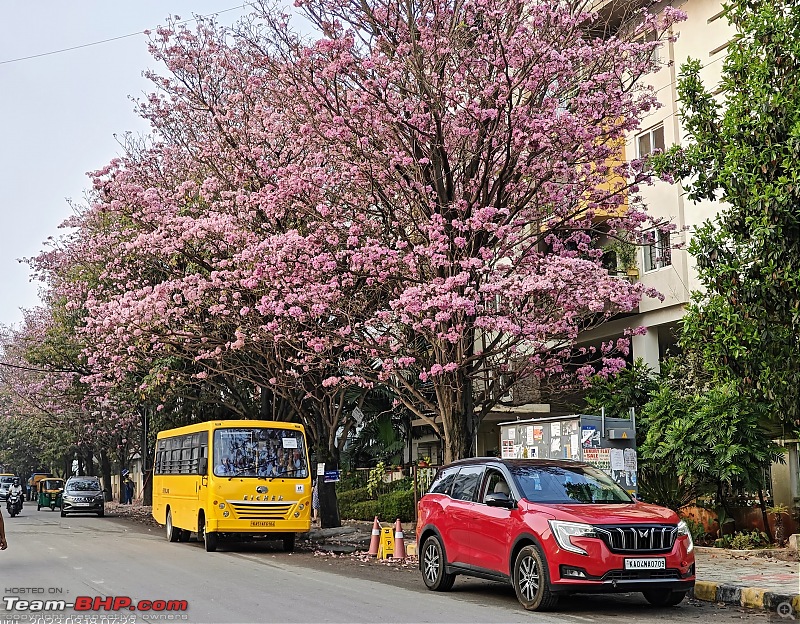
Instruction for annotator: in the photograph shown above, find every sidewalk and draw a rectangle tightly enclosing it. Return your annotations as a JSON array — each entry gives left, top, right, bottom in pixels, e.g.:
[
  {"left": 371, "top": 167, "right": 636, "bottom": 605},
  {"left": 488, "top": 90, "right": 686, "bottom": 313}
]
[{"left": 692, "top": 546, "right": 800, "bottom": 615}]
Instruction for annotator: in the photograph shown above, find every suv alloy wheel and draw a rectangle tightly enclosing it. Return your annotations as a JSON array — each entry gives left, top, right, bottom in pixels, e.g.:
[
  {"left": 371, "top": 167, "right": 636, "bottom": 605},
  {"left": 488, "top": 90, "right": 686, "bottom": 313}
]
[
  {"left": 513, "top": 544, "right": 558, "bottom": 611},
  {"left": 421, "top": 535, "right": 456, "bottom": 591}
]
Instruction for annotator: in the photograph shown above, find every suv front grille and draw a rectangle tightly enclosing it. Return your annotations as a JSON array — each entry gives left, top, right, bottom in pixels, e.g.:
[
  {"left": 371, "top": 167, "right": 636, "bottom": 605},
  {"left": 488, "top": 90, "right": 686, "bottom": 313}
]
[
  {"left": 602, "top": 569, "right": 680, "bottom": 581},
  {"left": 595, "top": 525, "right": 677, "bottom": 553}
]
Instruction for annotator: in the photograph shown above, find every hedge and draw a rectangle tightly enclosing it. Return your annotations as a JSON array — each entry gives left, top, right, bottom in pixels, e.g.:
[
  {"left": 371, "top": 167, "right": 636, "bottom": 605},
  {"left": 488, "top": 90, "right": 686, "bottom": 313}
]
[
  {"left": 378, "top": 489, "right": 415, "bottom": 523},
  {"left": 338, "top": 488, "right": 415, "bottom": 523},
  {"left": 337, "top": 487, "right": 373, "bottom": 520}
]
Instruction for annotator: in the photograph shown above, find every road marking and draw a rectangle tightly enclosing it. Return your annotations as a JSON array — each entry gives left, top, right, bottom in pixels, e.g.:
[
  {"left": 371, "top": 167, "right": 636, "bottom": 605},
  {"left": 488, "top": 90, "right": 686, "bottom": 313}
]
[{"left": 562, "top": 616, "right": 595, "bottom": 622}]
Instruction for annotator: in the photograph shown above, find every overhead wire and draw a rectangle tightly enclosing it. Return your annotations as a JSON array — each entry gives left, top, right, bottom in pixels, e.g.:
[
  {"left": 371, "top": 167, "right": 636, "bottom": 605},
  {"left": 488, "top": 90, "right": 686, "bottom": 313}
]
[{"left": 0, "top": 4, "right": 247, "bottom": 66}]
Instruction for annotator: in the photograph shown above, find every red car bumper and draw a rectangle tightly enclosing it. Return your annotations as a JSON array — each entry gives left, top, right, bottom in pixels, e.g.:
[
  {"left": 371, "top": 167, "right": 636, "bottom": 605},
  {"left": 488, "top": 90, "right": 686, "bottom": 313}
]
[{"left": 545, "top": 535, "right": 695, "bottom": 593}]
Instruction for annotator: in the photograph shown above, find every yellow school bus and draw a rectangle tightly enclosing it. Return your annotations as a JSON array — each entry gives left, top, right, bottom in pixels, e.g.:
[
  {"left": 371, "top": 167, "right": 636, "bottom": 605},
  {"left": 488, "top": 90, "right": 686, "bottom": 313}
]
[{"left": 152, "top": 420, "right": 311, "bottom": 552}]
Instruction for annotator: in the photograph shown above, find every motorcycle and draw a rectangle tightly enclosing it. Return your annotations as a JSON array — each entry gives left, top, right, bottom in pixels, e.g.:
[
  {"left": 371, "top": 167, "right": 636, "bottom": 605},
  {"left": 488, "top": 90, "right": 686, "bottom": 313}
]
[{"left": 7, "top": 490, "right": 23, "bottom": 517}]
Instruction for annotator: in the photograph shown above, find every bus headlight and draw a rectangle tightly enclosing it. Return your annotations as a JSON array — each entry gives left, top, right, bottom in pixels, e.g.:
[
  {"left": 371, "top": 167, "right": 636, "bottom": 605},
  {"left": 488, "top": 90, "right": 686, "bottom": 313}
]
[
  {"left": 219, "top": 503, "right": 226, "bottom": 509},
  {"left": 298, "top": 503, "right": 305, "bottom": 510},
  {"left": 294, "top": 512, "right": 300, "bottom": 518},
  {"left": 223, "top": 511, "right": 230, "bottom": 517}
]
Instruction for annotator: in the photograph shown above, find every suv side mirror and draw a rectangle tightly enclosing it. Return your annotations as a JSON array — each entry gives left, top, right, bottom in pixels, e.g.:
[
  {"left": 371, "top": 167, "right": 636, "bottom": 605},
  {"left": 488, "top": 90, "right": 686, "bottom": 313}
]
[
  {"left": 485, "top": 492, "right": 515, "bottom": 509},
  {"left": 198, "top": 457, "right": 208, "bottom": 476}
]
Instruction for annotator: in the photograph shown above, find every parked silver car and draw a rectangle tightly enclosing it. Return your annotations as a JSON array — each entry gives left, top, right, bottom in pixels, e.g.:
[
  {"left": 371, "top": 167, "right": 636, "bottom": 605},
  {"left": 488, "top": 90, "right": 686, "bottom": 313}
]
[{"left": 61, "top": 476, "right": 105, "bottom": 517}]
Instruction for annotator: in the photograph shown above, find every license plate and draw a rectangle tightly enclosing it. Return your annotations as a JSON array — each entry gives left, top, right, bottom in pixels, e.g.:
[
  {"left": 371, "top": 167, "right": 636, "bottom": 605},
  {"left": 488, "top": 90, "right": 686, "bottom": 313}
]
[
  {"left": 77, "top": 503, "right": 92, "bottom": 507},
  {"left": 624, "top": 558, "right": 666, "bottom": 570},
  {"left": 250, "top": 521, "right": 275, "bottom": 527}
]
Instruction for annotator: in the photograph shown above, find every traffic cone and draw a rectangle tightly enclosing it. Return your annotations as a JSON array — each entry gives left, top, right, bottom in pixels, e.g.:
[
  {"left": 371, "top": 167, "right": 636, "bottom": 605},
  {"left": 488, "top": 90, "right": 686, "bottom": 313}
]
[
  {"left": 393, "top": 518, "right": 406, "bottom": 560},
  {"left": 368, "top": 516, "right": 381, "bottom": 557}
]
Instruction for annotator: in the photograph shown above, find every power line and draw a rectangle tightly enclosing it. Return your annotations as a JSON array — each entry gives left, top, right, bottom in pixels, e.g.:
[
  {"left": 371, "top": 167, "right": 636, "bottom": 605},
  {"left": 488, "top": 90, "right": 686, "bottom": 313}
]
[{"left": 0, "top": 5, "right": 247, "bottom": 66}]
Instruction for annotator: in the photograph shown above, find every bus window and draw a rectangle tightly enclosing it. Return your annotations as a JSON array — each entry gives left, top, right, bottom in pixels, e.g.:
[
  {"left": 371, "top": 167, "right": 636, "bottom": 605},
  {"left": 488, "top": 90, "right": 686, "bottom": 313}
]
[{"left": 213, "top": 427, "right": 308, "bottom": 478}]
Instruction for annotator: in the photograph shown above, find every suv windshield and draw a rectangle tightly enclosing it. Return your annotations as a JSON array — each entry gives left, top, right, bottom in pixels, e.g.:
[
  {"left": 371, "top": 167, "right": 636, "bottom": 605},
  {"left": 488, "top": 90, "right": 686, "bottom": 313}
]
[
  {"left": 213, "top": 427, "right": 308, "bottom": 478},
  {"left": 67, "top": 479, "right": 101, "bottom": 492},
  {"left": 0, "top": 477, "right": 13, "bottom": 485},
  {"left": 511, "top": 464, "right": 632, "bottom": 504}
]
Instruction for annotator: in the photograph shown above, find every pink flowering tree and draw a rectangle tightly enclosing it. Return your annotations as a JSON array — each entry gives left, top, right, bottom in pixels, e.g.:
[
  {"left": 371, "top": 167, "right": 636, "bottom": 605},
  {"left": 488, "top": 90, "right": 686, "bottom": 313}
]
[
  {"left": 26, "top": 0, "right": 683, "bottom": 470},
  {"left": 25, "top": 19, "right": 370, "bottom": 479},
  {"left": 0, "top": 309, "right": 142, "bottom": 490},
  {"left": 233, "top": 0, "right": 681, "bottom": 461}
]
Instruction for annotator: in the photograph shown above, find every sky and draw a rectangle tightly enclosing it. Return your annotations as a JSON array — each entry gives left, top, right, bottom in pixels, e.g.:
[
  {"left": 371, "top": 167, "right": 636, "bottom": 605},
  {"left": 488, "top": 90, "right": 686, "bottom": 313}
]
[{"left": 0, "top": 2, "right": 256, "bottom": 328}]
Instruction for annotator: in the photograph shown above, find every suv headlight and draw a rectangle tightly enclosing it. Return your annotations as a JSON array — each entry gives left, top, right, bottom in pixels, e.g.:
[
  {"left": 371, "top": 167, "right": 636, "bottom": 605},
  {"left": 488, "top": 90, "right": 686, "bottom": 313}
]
[
  {"left": 677, "top": 520, "right": 694, "bottom": 552},
  {"left": 548, "top": 520, "right": 598, "bottom": 556}
]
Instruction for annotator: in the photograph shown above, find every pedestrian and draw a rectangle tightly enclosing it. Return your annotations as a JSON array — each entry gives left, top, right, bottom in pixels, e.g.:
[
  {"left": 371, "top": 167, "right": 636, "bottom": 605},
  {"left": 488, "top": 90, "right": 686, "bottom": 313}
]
[
  {"left": 311, "top": 480, "right": 320, "bottom": 525},
  {"left": 125, "top": 476, "right": 135, "bottom": 505},
  {"left": 0, "top": 507, "right": 6, "bottom": 550}
]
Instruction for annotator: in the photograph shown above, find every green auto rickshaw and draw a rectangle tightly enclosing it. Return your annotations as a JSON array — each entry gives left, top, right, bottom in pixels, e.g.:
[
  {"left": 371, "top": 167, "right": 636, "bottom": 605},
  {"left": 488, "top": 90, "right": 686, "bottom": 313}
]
[{"left": 37, "top": 478, "right": 65, "bottom": 511}]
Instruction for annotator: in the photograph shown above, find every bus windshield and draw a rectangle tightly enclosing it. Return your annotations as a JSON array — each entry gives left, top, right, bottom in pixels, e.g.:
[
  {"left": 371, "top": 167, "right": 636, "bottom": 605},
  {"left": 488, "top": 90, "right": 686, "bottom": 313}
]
[{"left": 213, "top": 427, "right": 308, "bottom": 478}]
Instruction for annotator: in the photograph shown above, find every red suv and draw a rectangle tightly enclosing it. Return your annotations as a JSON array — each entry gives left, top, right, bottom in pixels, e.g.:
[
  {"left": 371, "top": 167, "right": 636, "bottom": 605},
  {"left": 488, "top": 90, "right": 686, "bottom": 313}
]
[{"left": 417, "top": 458, "right": 695, "bottom": 611}]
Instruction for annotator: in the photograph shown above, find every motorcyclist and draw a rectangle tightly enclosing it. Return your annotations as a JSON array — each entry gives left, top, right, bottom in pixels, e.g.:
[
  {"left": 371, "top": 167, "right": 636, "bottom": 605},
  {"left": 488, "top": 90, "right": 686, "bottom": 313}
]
[
  {"left": 7, "top": 479, "right": 23, "bottom": 514},
  {"left": 8, "top": 478, "right": 23, "bottom": 499}
]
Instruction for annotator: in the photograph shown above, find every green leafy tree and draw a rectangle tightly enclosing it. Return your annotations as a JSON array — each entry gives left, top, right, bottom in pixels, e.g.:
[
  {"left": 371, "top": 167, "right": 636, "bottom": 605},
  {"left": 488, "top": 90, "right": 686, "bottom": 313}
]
[
  {"left": 654, "top": 0, "right": 800, "bottom": 436},
  {"left": 582, "top": 358, "right": 657, "bottom": 421},
  {"left": 639, "top": 380, "right": 781, "bottom": 522}
]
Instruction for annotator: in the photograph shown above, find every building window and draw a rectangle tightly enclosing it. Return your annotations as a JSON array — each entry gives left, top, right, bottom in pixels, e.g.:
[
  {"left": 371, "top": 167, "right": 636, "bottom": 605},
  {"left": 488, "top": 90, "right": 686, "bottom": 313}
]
[
  {"left": 643, "top": 230, "right": 671, "bottom": 272},
  {"left": 636, "top": 30, "right": 661, "bottom": 63},
  {"left": 637, "top": 124, "right": 665, "bottom": 158}
]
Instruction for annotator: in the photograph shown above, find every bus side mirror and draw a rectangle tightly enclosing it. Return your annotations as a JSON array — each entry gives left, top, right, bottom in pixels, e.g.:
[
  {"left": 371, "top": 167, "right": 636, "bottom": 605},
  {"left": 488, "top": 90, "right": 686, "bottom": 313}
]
[{"left": 198, "top": 457, "right": 208, "bottom": 476}]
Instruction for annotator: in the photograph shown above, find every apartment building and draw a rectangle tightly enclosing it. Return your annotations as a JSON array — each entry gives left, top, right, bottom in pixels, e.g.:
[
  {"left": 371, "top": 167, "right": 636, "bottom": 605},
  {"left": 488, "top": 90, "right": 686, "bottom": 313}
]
[{"left": 571, "top": 0, "right": 731, "bottom": 374}]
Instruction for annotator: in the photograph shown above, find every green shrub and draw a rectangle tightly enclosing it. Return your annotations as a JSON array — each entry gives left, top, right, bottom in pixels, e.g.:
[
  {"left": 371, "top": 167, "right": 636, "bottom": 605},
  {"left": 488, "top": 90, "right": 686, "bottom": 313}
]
[
  {"left": 379, "top": 489, "right": 415, "bottom": 523},
  {"left": 729, "top": 532, "right": 753, "bottom": 550},
  {"left": 337, "top": 487, "right": 371, "bottom": 505},
  {"left": 725, "top": 530, "right": 771, "bottom": 550},
  {"left": 337, "top": 487, "right": 372, "bottom": 520},
  {"left": 680, "top": 517, "right": 707, "bottom": 541},
  {"left": 337, "top": 488, "right": 415, "bottom": 522},
  {"left": 351, "top": 500, "right": 380, "bottom": 520}
]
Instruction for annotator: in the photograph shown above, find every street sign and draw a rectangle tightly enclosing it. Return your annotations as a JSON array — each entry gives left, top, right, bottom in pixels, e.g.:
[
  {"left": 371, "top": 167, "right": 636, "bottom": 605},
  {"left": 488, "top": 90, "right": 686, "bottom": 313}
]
[{"left": 324, "top": 470, "right": 341, "bottom": 483}]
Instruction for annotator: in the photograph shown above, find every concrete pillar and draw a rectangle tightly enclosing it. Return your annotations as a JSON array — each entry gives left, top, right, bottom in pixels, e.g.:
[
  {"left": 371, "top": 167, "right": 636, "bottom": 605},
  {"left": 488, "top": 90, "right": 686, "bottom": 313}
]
[
  {"left": 631, "top": 326, "right": 661, "bottom": 373},
  {"left": 771, "top": 445, "right": 796, "bottom": 508}
]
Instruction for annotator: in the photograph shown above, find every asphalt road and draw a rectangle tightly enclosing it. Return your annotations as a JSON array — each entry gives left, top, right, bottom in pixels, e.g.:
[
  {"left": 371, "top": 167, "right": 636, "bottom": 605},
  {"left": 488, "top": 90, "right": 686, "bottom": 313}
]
[{"left": 0, "top": 502, "right": 772, "bottom": 624}]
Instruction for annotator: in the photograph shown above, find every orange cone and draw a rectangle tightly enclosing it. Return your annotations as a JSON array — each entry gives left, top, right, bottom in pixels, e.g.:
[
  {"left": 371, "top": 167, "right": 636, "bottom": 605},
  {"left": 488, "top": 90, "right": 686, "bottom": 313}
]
[
  {"left": 367, "top": 516, "right": 381, "bottom": 557},
  {"left": 393, "top": 518, "right": 406, "bottom": 560}
]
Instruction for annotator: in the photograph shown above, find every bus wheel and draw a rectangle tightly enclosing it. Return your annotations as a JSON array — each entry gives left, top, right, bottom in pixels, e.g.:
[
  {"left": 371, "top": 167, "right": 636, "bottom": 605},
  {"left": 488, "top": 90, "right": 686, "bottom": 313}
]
[
  {"left": 166, "top": 509, "right": 180, "bottom": 542},
  {"left": 204, "top": 531, "right": 218, "bottom": 552},
  {"left": 282, "top": 533, "right": 295, "bottom": 552},
  {"left": 198, "top": 513, "right": 217, "bottom": 552}
]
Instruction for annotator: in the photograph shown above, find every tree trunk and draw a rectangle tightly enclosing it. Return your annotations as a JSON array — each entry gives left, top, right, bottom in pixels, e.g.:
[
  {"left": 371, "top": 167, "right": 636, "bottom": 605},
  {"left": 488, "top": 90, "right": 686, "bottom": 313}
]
[
  {"left": 117, "top": 449, "right": 126, "bottom": 504},
  {"left": 100, "top": 449, "right": 113, "bottom": 502},
  {"left": 260, "top": 385, "right": 269, "bottom": 419},
  {"left": 757, "top": 488, "right": 773, "bottom": 542},
  {"left": 315, "top": 406, "right": 341, "bottom": 529},
  {"left": 439, "top": 374, "right": 471, "bottom": 463},
  {"left": 441, "top": 399, "right": 470, "bottom": 464},
  {"left": 318, "top": 470, "right": 341, "bottom": 529}
]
